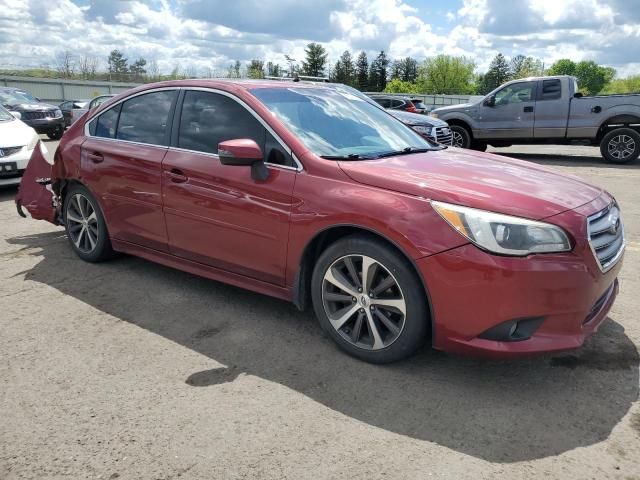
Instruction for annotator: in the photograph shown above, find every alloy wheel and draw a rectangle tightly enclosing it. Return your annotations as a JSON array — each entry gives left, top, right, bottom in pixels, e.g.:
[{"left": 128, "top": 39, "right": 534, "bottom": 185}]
[
  {"left": 322, "top": 255, "right": 406, "bottom": 350},
  {"left": 452, "top": 130, "right": 466, "bottom": 148},
  {"left": 66, "top": 193, "right": 99, "bottom": 253},
  {"left": 608, "top": 134, "right": 636, "bottom": 160}
]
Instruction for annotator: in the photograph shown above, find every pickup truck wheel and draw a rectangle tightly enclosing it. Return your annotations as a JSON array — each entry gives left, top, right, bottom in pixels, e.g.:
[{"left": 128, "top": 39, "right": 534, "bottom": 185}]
[
  {"left": 600, "top": 128, "right": 640, "bottom": 164},
  {"left": 450, "top": 125, "right": 472, "bottom": 149},
  {"left": 63, "top": 184, "right": 114, "bottom": 263},
  {"left": 311, "top": 235, "right": 429, "bottom": 364}
]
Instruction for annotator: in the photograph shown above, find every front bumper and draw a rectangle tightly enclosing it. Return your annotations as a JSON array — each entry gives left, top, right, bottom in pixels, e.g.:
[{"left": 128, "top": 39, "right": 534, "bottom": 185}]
[
  {"left": 418, "top": 194, "right": 624, "bottom": 358},
  {"left": 23, "top": 117, "right": 64, "bottom": 133},
  {"left": 0, "top": 147, "right": 33, "bottom": 186}
]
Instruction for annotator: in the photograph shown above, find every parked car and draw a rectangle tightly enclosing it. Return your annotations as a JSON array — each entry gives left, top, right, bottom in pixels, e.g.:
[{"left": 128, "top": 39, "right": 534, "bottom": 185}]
[
  {"left": 430, "top": 75, "right": 640, "bottom": 163},
  {"left": 65, "top": 95, "right": 118, "bottom": 127},
  {"left": 369, "top": 95, "right": 421, "bottom": 113},
  {"left": 16, "top": 79, "right": 624, "bottom": 363},
  {"left": 409, "top": 98, "right": 431, "bottom": 114},
  {"left": 88, "top": 94, "right": 116, "bottom": 110},
  {"left": 387, "top": 110, "right": 453, "bottom": 145},
  {"left": 59, "top": 99, "right": 89, "bottom": 127},
  {"left": 0, "top": 87, "right": 65, "bottom": 140},
  {"left": 0, "top": 105, "right": 41, "bottom": 187}
]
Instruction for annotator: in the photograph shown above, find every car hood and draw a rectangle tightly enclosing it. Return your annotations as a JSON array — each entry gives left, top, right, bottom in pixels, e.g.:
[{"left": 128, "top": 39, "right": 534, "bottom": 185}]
[
  {"left": 338, "top": 148, "right": 604, "bottom": 220},
  {"left": 8, "top": 102, "right": 58, "bottom": 111},
  {"left": 0, "top": 118, "right": 37, "bottom": 147},
  {"left": 431, "top": 103, "right": 475, "bottom": 114},
  {"left": 389, "top": 110, "right": 448, "bottom": 127}
]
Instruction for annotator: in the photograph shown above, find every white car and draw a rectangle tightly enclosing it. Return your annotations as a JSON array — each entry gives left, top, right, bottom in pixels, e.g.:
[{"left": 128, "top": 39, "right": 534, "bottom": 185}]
[{"left": 0, "top": 106, "right": 41, "bottom": 187}]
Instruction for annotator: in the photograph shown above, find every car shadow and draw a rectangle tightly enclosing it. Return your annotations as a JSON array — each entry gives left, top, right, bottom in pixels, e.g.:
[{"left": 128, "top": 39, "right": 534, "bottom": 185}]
[
  {"left": 7, "top": 231, "right": 639, "bottom": 464},
  {"left": 0, "top": 185, "right": 18, "bottom": 199}
]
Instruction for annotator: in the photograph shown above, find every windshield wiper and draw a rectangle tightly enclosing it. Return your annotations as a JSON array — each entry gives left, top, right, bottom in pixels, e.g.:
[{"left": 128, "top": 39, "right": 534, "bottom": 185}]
[
  {"left": 373, "top": 147, "right": 433, "bottom": 159},
  {"left": 319, "top": 153, "right": 374, "bottom": 160}
]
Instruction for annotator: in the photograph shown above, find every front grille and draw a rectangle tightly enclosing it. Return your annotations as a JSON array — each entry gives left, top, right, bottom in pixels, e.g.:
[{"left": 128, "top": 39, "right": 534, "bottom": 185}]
[
  {"left": 587, "top": 204, "right": 625, "bottom": 272},
  {"left": 0, "top": 146, "right": 23, "bottom": 157},
  {"left": 434, "top": 126, "right": 453, "bottom": 145},
  {"left": 0, "top": 168, "right": 24, "bottom": 179},
  {"left": 21, "top": 110, "right": 57, "bottom": 120}
]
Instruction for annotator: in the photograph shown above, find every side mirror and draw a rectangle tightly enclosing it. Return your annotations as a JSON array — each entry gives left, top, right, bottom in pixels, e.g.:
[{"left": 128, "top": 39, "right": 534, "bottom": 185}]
[
  {"left": 483, "top": 95, "right": 496, "bottom": 107},
  {"left": 218, "top": 138, "right": 269, "bottom": 181},
  {"left": 10, "top": 111, "right": 21, "bottom": 120},
  {"left": 574, "top": 92, "right": 583, "bottom": 98}
]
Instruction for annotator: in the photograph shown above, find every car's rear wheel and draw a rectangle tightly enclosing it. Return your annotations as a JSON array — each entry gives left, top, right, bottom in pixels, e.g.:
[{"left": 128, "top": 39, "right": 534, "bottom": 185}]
[
  {"left": 47, "top": 126, "right": 64, "bottom": 140},
  {"left": 450, "top": 125, "right": 472, "bottom": 149},
  {"left": 63, "top": 184, "right": 114, "bottom": 262},
  {"left": 311, "top": 235, "right": 429, "bottom": 363},
  {"left": 470, "top": 141, "right": 488, "bottom": 152},
  {"left": 600, "top": 128, "right": 640, "bottom": 164}
]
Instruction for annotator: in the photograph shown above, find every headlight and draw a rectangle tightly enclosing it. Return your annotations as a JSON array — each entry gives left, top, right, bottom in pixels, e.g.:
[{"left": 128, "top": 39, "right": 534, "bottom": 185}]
[
  {"left": 411, "top": 125, "right": 432, "bottom": 136},
  {"left": 53, "top": 109, "right": 62, "bottom": 118},
  {"left": 429, "top": 112, "right": 439, "bottom": 119},
  {"left": 431, "top": 201, "right": 572, "bottom": 256}
]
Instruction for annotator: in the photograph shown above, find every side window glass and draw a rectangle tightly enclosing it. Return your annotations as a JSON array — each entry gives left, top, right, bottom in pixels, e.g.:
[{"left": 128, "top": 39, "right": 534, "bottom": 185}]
[
  {"left": 495, "top": 83, "right": 535, "bottom": 106},
  {"left": 178, "top": 91, "right": 293, "bottom": 167},
  {"left": 116, "top": 90, "right": 177, "bottom": 145},
  {"left": 540, "top": 79, "right": 561, "bottom": 100},
  {"left": 93, "top": 104, "right": 121, "bottom": 139}
]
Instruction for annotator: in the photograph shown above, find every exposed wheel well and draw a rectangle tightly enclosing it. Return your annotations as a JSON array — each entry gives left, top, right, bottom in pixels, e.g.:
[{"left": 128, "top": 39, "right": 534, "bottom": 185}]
[
  {"left": 598, "top": 115, "right": 640, "bottom": 141},
  {"left": 445, "top": 119, "right": 473, "bottom": 138},
  {"left": 293, "top": 225, "right": 433, "bottom": 338}
]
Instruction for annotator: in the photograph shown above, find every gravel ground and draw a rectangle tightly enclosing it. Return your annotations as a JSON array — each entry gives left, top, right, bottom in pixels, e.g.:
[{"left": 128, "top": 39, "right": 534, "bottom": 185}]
[{"left": 1, "top": 140, "right": 639, "bottom": 479}]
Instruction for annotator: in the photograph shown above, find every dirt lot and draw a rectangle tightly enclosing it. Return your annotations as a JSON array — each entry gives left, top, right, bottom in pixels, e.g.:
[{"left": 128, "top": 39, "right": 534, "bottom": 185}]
[{"left": 1, "top": 140, "right": 639, "bottom": 479}]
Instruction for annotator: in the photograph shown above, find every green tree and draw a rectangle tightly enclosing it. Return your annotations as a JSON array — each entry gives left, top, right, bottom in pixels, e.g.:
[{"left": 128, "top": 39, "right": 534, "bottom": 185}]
[
  {"left": 394, "top": 57, "right": 418, "bottom": 82},
  {"left": 332, "top": 50, "right": 355, "bottom": 85},
  {"left": 417, "top": 54, "right": 476, "bottom": 94},
  {"left": 478, "top": 53, "right": 511, "bottom": 94},
  {"left": 355, "top": 52, "right": 368, "bottom": 91},
  {"left": 129, "top": 58, "right": 147, "bottom": 77},
  {"left": 510, "top": 55, "right": 543, "bottom": 79},
  {"left": 384, "top": 78, "right": 420, "bottom": 94},
  {"left": 248, "top": 59, "right": 265, "bottom": 79},
  {"left": 602, "top": 75, "right": 640, "bottom": 94},
  {"left": 107, "top": 49, "right": 128, "bottom": 75},
  {"left": 301, "top": 42, "right": 328, "bottom": 77},
  {"left": 368, "top": 51, "right": 389, "bottom": 92},
  {"left": 547, "top": 59, "right": 576, "bottom": 76},
  {"left": 266, "top": 61, "right": 281, "bottom": 77}
]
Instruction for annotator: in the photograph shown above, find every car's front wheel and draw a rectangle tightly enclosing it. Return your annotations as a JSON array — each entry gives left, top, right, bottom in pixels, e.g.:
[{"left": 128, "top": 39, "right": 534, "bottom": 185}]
[
  {"left": 47, "top": 126, "right": 64, "bottom": 140},
  {"left": 63, "top": 184, "right": 114, "bottom": 262},
  {"left": 311, "top": 235, "right": 429, "bottom": 364},
  {"left": 600, "top": 128, "right": 640, "bottom": 164},
  {"left": 450, "top": 125, "right": 472, "bottom": 149}
]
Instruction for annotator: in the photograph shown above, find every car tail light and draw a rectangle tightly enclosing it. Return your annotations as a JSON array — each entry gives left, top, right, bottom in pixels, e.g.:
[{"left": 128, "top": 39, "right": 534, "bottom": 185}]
[{"left": 406, "top": 104, "right": 417, "bottom": 113}]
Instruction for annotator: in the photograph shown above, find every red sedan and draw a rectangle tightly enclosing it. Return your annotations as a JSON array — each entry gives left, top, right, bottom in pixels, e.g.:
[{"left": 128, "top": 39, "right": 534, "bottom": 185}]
[{"left": 16, "top": 80, "right": 624, "bottom": 363}]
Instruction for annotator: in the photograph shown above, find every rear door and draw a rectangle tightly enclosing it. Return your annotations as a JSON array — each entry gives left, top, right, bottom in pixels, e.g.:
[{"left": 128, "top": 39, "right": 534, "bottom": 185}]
[
  {"left": 475, "top": 81, "right": 537, "bottom": 139},
  {"left": 82, "top": 89, "right": 178, "bottom": 252},
  {"left": 533, "top": 78, "right": 567, "bottom": 138},
  {"left": 161, "top": 89, "right": 298, "bottom": 285}
]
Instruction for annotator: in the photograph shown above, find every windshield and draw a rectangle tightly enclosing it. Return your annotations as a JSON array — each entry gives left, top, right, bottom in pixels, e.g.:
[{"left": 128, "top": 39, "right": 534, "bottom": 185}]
[
  {"left": 251, "top": 87, "right": 433, "bottom": 158},
  {"left": 0, "top": 89, "right": 38, "bottom": 106},
  {"left": 0, "top": 105, "right": 14, "bottom": 122}
]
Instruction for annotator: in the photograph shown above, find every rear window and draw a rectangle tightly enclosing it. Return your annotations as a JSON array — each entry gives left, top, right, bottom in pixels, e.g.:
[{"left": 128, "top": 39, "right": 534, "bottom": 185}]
[{"left": 540, "top": 79, "right": 561, "bottom": 100}]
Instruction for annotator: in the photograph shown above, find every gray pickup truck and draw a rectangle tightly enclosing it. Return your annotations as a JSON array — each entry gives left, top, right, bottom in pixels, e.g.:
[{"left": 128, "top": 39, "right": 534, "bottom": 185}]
[{"left": 430, "top": 75, "right": 640, "bottom": 164}]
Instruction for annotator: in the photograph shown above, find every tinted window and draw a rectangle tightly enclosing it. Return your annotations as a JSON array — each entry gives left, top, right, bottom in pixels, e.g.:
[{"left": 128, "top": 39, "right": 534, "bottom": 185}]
[
  {"left": 391, "top": 100, "right": 405, "bottom": 109},
  {"left": 92, "top": 104, "right": 121, "bottom": 139},
  {"left": 540, "top": 79, "right": 561, "bottom": 100},
  {"left": 116, "top": 90, "right": 177, "bottom": 145},
  {"left": 494, "top": 82, "right": 536, "bottom": 106}
]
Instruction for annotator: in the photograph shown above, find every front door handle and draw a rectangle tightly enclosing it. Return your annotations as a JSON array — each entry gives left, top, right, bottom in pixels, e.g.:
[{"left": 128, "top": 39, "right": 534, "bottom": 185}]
[
  {"left": 87, "top": 152, "right": 104, "bottom": 163},
  {"left": 167, "top": 168, "right": 188, "bottom": 183},
  {"left": 523, "top": 106, "right": 534, "bottom": 113}
]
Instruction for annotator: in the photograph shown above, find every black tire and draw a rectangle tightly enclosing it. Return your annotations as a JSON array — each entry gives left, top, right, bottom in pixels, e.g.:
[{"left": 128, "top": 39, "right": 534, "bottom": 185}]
[
  {"left": 600, "top": 128, "right": 640, "bottom": 164},
  {"left": 63, "top": 184, "right": 114, "bottom": 262},
  {"left": 450, "top": 125, "right": 472, "bottom": 149},
  {"left": 47, "top": 126, "right": 64, "bottom": 140},
  {"left": 470, "top": 141, "right": 488, "bottom": 152},
  {"left": 311, "top": 234, "right": 429, "bottom": 364}
]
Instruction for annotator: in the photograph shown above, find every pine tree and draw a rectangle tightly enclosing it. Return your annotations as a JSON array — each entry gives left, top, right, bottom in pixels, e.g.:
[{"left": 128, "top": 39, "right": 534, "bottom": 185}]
[
  {"left": 301, "top": 43, "right": 328, "bottom": 77},
  {"left": 333, "top": 50, "right": 355, "bottom": 85},
  {"left": 374, "top": 51, "right": 389, "bottom": 91},
  {"left": 483, "top": 53, "right": 511, "bottom": 93},
  {"left": 355, "top": 52, "right": 368, "bottom": 91},
  {"left": 107, "top": 50, "right": 128, "bottom": 74}
]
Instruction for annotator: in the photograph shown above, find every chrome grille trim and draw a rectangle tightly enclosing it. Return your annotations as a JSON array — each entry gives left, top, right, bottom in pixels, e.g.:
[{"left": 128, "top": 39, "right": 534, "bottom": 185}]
[
  {"left": 434, "top": 126, "right": 453, "bottom": 145},
  {"left": 587, "top": 203, "right": 625, "bottom": 273}
]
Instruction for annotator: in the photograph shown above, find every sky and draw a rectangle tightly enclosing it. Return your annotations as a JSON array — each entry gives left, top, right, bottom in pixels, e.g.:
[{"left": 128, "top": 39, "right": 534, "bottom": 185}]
[{"left": 0, "top": 0, "right": 639, "bottom": 77}]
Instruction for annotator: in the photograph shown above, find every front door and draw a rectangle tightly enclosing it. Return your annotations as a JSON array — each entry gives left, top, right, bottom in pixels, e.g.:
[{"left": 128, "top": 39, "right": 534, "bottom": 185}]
[
  {"left": 475, "top": 81, "right": 537, "bottom": 140},
  {"left": 162, "top": 90, "right": 298, "bottom": 286},
  {"left": 81, "top": 89, "right": 178, "bottom": 252}
]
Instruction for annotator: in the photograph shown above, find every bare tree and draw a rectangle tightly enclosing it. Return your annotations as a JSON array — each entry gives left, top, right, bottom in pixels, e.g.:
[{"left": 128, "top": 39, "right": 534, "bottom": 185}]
[
  {"left": 78, "top": 55, "right": 99, "bottom": 80},
  {"left": 55, "top": 50, "right": 76, "bottom": 78},
  {"left": 183, "top": 65, "right": 197, "bottom": 79},
  {"left": 147, "top": 59, "right": 160, "bottom": 81}
]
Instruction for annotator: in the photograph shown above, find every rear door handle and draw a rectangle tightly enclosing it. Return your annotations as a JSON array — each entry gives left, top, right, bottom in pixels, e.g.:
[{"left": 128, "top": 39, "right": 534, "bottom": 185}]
[
  {"left": 524, "top": 106, "right": 534, "bottom": 113},
  {"left": 167, "top": 168, "right": 188, "bottom": 183},
  {"left": 87, "top": 152, "right": 104, "bottom": 163}
]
